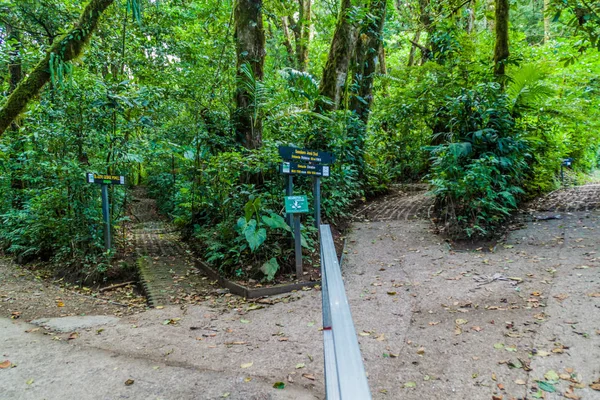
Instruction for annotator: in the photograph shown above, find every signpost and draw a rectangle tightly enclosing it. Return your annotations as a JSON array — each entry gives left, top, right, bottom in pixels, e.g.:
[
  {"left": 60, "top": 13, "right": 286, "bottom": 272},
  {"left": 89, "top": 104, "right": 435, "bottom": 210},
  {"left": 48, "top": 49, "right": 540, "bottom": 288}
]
[
  {"left": 561, "top": 158, "right": 573, "bottom": 185},
  {"left": 86, "top": 173, "right": 125, "bottom": 250},
  {"left": 285, "top": 195, "right": 309, "bottom": 278},
  {"left": 279, "top": 146, "right": 334, "bottom": 279}
]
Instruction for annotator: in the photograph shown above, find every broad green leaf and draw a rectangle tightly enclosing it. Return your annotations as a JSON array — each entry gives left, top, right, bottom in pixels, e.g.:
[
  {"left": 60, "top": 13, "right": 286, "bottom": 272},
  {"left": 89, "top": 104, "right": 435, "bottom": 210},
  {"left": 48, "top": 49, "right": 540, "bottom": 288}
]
[{"left": 260, "top": 258, "right": 279, "bottom": 281}]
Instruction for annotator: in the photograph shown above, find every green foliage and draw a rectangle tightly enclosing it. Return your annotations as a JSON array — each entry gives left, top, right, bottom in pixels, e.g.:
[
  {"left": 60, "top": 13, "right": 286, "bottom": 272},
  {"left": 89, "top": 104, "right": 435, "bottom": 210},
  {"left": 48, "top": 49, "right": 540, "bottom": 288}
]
[{"left": 427, "top": 84, "right": 529, "bottom": 237}]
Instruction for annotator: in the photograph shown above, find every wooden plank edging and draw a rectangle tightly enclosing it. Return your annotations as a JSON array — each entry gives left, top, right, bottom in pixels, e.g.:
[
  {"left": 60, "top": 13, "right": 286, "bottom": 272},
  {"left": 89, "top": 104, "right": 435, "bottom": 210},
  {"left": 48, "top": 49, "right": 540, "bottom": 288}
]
[{"left": 194, "top": 260, "right": 320, "bottom": 299}]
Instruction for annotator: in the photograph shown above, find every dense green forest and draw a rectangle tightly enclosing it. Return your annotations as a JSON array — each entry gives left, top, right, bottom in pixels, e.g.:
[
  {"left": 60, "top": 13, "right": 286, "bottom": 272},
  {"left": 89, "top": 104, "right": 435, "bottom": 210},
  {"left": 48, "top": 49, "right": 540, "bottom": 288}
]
[{"left": 0, "top": 0, "right": 599, "bottom": 282}]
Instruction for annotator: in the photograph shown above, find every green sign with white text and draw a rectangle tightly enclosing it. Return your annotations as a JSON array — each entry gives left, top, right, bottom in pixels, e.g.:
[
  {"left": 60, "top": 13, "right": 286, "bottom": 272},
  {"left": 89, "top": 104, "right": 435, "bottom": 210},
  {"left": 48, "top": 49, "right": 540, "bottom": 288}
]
[{"left": 285, "top": 195, "right": 309, "bottom": 214}]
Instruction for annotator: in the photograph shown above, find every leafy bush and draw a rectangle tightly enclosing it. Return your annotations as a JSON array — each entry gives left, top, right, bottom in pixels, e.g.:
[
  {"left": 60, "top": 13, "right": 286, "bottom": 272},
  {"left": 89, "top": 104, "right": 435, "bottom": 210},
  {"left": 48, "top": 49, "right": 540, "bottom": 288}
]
[{"left": 427, "top": 83, "right": 529, "bottom": 237}]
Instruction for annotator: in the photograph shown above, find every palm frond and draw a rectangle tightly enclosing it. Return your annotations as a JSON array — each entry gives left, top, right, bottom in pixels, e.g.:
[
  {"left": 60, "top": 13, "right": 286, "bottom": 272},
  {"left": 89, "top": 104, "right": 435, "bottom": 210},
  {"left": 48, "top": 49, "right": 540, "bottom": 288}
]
[{"left": 507, "top": 64, "right": 555, "bottom": 114}]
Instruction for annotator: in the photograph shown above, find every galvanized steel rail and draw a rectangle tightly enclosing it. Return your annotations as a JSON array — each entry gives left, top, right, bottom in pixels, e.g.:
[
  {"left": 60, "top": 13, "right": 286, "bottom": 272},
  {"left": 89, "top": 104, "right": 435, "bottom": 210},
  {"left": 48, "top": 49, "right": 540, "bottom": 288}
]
[{"left": 320, "top": 224, "right": 371, "bottom": 400}]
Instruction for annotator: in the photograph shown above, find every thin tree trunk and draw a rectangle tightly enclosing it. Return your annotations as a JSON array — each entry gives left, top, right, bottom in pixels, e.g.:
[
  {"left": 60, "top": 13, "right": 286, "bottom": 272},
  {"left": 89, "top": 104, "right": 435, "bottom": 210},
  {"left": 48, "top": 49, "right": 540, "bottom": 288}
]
[
  {"left": 0, "top": 0, "right": 115, "bottom": 136},
  {"left": 315, "top": 0, "right": 358, "bottom": 112},
  {"left": 408, "top": 30, "right": 421, "bottom": 66},
  {"left": 234, "top": 0, "right": 266, "bottom": 149},
  {"left": 7, "top": 25, "right": 22, "bottom": 95},
  {"left": 350, "top": 0, "right": 387, "bottom": 124},
  {"left": 296, "top": 0, "right": 311, "bottom": 71},
  {"left": 466, "top": 1, "right": 475, "bottom": 33},
  {"left": 281, "top": 17, "right": 296, "bottom": 67},
  {"left": 543, "top": 0, "right": 551, "bottom": 43},
  {"left": 493, "top": 0, "right": 509, "bottom": 79},
  {"left": 419, "top": 0, "right": 435, "bottom": 63}
]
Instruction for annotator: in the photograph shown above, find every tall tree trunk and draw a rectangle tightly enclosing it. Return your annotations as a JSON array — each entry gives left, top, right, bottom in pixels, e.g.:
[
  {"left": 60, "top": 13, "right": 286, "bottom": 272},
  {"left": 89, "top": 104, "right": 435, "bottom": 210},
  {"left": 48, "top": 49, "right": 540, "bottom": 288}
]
[
  {"left": 493, "top": 0, "right": 509, "bottom": 79},
  {"left": 350, "top": 0, "right": 387, "bottom": 124},
  {"left": 6, "top": 23, "right": 25, "bottom": 208},
  {"left": 466, "top": 1, "right": 475, "bottom": 33},
  {"left": 234, "top": 0, "right": 266, "bottom": 150},
  {"left": 296, "top": 0, "right": 311, "bottom": 71},
  {"left": 543, "top": 0, "right": 551, "bottom": 43},
  {"left": 0, "top": 0, "right": 115, "bottom": 136},
  {"left": 315, "top": 0, "right": 358, "bottom": 112},
  {"left": 408, "top": 30, "right": 421, "bottom": 66},
  {"left": 7, "top": 25, "right": 22, "bottom": 95},
  {"left": 419, "top": 0, "right": 435, "bottom": 63},
  {"left": 281, "top": 17, "right": 296, "bottom": 67}
]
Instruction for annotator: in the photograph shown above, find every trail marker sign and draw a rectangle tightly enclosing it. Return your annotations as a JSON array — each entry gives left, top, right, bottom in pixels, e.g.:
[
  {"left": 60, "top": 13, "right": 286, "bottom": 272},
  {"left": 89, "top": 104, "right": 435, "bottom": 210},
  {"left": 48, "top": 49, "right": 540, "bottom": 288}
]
[
  {"left": 86, "top": 172, "right": 125, "bottom": 251},
  {"left": 87, "top": 173, "right": 125, "bottom": 185},
  {"left": 279, "top": 146, "right": 335, "bottom": 165},
  {"left": 280, "top": 162, "right": 330, "bottom": 177},
  {"left": 285, "top": 195, "right": 309, "bottom": 214}
]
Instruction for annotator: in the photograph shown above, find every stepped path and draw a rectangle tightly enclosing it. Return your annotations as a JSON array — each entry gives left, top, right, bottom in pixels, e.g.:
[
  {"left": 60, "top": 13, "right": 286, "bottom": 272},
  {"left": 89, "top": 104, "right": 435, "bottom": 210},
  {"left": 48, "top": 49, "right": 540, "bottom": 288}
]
[
  {"left": 352, "top": 183, "right": 433, "bottom": 222},
  {"left": 528, "top": 183, "right": 600, "bottom": 212},
  {"left": 129, "top": 187, "right": 212, "bottom": 307}
]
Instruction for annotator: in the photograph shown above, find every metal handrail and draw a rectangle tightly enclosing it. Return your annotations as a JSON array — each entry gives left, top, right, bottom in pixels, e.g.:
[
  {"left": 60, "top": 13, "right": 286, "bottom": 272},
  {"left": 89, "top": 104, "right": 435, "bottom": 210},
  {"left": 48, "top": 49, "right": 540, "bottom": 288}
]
[{"left": 320, "top": 224, "right": 371, "bottom": 400}]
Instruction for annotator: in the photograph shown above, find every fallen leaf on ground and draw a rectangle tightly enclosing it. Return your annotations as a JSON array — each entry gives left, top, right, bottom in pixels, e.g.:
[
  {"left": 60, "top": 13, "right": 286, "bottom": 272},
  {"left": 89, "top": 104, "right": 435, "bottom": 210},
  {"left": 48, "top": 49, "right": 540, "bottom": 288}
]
[
  {"left": 273, "top": 382, "right": 285, "bottom": 389},
  {"left": 554, "top": 294, "right": 569, "bottom": 301},
  {"left": 471, "top": 326, "right": 482, "bottom": 332},
  {"left": 244, "top": 377, "right": 252, "bottom": 382},
  {"left": 296, "top": 363, "right": 305, "bottom": 369},
  {"left": 494, "top": 343, "right": 505, "bottom": 349},
  {"left": 417, "top": 347, "right": 425, "bottom": 355},
  {"left": 403, "top": 382, "right": 416, "bottom": 388},
  {"left": 590, "top": 377, "right": 600, "bottom": 390},
  {"left": 68, "top": 332, "right": 78, "bottom": 340},
  {"left": 302, "top": 374, "right": 315, "bottom": 380},
  {"left": 588, "top": 293, "right": 600, "bottom": 297},
  {"left": 455, "top": 319, "right": 468, "bottom": 325},
  {"left": 537, "top": 380, "right": 556, "bottom": 392},
  {"left": 26, "top": 379, "right": 34, "bottom": 385},
  {"left": 0, "top": 360, "right": 11, "bottom": 369},
  {"left": 221, "top": 393, "right": 230, "bottom": 398},
  {"left": 241, "top": 362, "right": 253, "bottom": 369},
  {"left": 240, "top": 319, "right": 250, "bottom": 324},
  {"left": 387, "top": 291, "right": 397, "bottom": 296},
  {"left": 56, "top": 301, "right": 65, "bottom": 307},
  {"left": 544, "top": 370, "right": 559, "bottom": 382},
  {"left": 515, "top": 379, "right": 526, "bottom": 385}
]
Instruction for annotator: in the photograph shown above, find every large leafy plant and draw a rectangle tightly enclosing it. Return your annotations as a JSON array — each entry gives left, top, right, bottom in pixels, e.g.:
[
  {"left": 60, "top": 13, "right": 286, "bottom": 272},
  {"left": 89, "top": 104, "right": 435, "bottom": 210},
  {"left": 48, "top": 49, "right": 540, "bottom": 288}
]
[{"left": 427, "top": 83, "right": 530, "bottom": 237}]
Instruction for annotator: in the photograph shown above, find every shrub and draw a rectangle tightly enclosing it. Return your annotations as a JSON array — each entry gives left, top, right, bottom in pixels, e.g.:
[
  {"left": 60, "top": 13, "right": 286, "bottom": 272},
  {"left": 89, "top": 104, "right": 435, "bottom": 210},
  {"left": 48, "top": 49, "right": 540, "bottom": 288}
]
[{"left": 427, "top": 83, "right": 529, "bottom": 237}]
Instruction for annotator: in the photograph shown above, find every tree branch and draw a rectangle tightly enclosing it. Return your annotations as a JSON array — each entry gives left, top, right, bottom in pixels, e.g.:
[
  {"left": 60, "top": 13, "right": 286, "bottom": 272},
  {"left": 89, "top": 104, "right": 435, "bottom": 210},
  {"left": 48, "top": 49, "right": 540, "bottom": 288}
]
[{"left": 0, "top": 0, "right": 116, "bottom": 136}]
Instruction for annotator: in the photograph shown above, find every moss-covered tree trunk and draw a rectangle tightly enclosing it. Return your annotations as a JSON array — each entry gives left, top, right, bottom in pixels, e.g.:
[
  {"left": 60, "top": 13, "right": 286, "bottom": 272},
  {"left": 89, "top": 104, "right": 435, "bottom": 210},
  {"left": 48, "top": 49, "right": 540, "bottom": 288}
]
[
  {"left": 281, "top": 17, "right": 296, "bottom": 67},
  {"left": 315, "top": 0, "right": 357, "bottom": 112},
  {"left": 234, "top": 0, "right": 266, "bottom": 150},
  {"left": 349, "top": 0, "right": 387, "bottom": 124},
  {"left": 494, "top": 0, "right": 509, "bottom": 78},
  {"left": 6, "top": 23, "right": 25, "bottom": 208},
  {"left": 0, "top": 0, "right": 115, "bottom": 136}
]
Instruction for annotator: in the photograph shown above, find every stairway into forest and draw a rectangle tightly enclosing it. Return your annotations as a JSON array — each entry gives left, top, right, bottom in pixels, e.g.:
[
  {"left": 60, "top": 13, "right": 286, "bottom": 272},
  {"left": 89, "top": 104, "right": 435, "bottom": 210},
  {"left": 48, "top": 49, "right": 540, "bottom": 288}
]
[
  {"left": 527, "top": 183, "right": 600, "bottom": 212},
  {"left": 352, "top": 183, "right": 433, "bottom": 222},
  {"left": 129, "top": 187, "right": 212, "bottom": 307}
]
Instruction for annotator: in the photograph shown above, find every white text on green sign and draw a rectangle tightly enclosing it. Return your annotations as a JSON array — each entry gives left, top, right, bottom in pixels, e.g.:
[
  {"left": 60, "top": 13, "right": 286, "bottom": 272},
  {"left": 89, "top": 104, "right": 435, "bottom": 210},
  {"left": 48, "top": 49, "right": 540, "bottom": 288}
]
[{"left": 285, "top": 196, "right": 309, "bottom": 213}]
